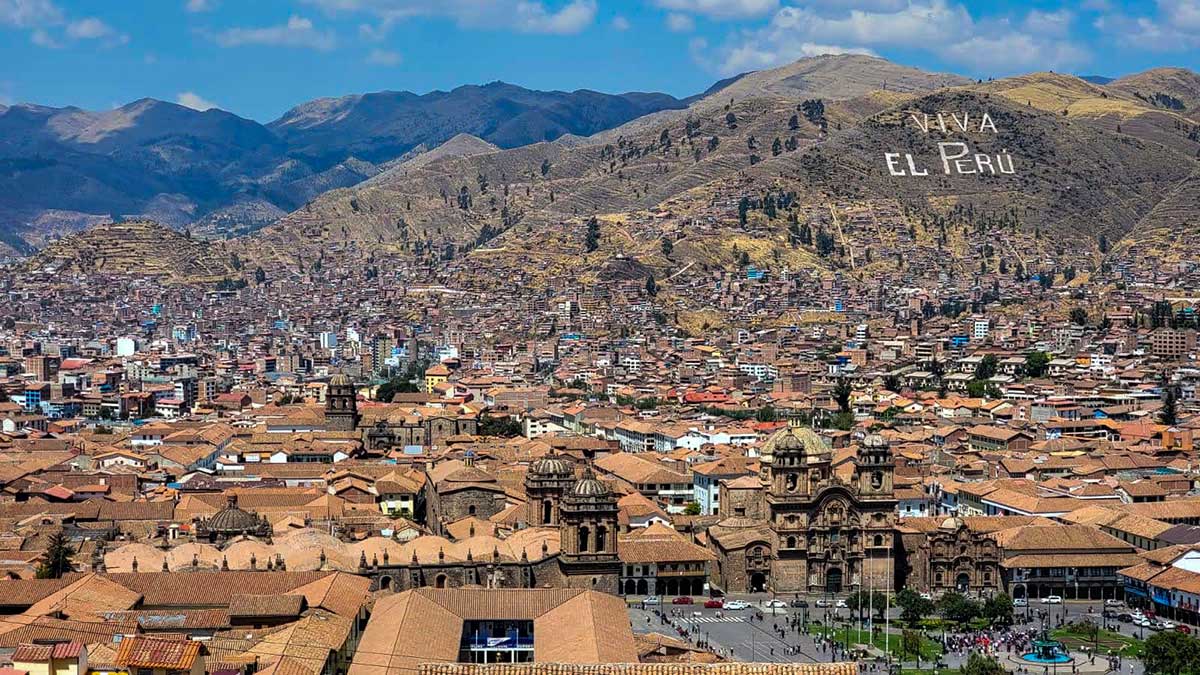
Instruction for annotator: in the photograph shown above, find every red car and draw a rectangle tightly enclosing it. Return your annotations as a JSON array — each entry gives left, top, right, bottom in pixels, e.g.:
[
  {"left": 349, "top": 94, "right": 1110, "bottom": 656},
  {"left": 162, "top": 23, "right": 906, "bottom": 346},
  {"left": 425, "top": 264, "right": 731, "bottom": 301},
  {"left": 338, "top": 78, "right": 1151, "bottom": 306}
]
[
  {"left": 704, "top": 599, "right": 724, "bottom": 609},
  {"left": 671, "top": 596, "right": 694, "bottom": 605},
  {"left": 1176, "top": 625, "right": 1192, "bottom": 635}
]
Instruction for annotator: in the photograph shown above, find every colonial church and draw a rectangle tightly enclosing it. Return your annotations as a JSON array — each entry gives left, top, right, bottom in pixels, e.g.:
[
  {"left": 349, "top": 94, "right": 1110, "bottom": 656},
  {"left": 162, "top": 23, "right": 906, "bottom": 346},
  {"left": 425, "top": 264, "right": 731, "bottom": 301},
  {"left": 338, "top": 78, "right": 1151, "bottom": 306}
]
[
  {"left": 708, "top": 425, "right": 898, "bottom": 595},
  {"left": 322, "top": 372, "right": 478, "bottom": 449}
]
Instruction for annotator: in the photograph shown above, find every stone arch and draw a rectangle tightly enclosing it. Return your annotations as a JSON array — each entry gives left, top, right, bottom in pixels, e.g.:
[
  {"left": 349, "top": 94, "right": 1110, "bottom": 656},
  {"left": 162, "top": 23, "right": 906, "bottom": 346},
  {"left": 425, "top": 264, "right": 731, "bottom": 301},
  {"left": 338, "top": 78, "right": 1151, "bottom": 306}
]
[{"left": 435, "top": 573, "right": 448, "bottom": 588}]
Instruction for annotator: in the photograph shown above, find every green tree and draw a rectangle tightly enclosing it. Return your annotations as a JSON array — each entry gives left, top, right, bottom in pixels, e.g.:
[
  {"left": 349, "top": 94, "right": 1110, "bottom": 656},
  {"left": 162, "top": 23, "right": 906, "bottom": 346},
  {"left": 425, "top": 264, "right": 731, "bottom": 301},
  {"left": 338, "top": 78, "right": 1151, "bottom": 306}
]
[
  {"left": 36, "top": 532, "right": 75, "bottom": 579},
  {"left": 936, "top": 591, "right": 979, "bottom": 625},
  {"left": 584, "top": 217, "right": 600, "bottom": 252},
  {"left": 756, "top": 405, "right": 777, "bottom": 422},
  {"left": 540, "top": 159, "right": 551, "bottom": 176},
  {"left": 1142, "top": 630, "right": 1200, "bottom": 675},
  {"left": 660, "top": 238, "right": 673, "bottom": 258},
  {"left": 845, "top": 590, "right": 890, "bottom": 620},
  {"left": 882, "top": 374, "right": 901, "bottom": 393},
  {"left": 901, "top": 629, "right": 924, "bottom": 663},
  {"left": 896, "top": 588, "right": 934, "bottom": 626},
  {"left": 1162, "top": 386, "right": 1179, "bottom": 426},
  {"left": 478, "top": 412, "right": 522, "bottom": 437},
  {"left": 253, "top": 266, "right": 266, "bottom": 284},
  {"left": 1024, "top": 351, "right": 1051, "bottom": 378},
  {"left": 974, "top": 354, "right": 999, "bottom": 380},
  {"left": 961, "top": 653, "right": 1007, "bottom": 675},
  {"left": 645, "top": 275, "right": 658, "bottom": 297},
  {"left": 982, "top": 592, "right": 1014, "bottom": 626},
  {"left": 1069, "top": 307, "right": 1089, "bottom": 325},
  {"left": 683, "top": 502, "right": 702, "bottom": 516},
  {"left": 833, "top": 377, "right": 853, "bottom": 413}
]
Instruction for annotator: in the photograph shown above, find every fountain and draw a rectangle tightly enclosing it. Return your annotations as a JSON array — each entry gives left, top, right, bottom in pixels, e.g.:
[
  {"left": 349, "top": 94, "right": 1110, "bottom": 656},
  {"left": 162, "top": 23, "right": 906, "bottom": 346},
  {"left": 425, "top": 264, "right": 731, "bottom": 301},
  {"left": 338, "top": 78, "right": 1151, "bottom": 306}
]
[{"left": 1020, "top": 637, "right": 1072, "bottom": 665}]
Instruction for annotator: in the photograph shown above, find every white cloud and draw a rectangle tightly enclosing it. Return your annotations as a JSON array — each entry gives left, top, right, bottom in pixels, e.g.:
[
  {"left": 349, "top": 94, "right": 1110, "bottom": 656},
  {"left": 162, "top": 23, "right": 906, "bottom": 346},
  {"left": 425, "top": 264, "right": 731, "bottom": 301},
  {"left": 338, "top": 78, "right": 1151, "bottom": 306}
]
[
  {"left": 303, "top": 0, "right": 595, "bottom": 35},
  {"left": 1023, "top": 8, "right": 1073, "bottom": 37},
  {"left": 611, "top": 15, "right": 629, "bottom": 31},
  {"left": 1095, "top": 0, "right": 1200, "bottom": 50},
  {"left": 698, "top": 1, "right": 1089, "bottom": 77},
  {"left": 365, "top": 47, "right": 401, "bottom": 65},
  {"left": 30, "top": 27, "right": 60, "bottom": 47},
  {"left": 652, "top": 0, "right": 777, "bottom": 19},
  {"left": 176, "top": 91, "right": 219, "bottom": 110},
  {"left": 64, "top": 16, "right": 129, "bottom": 45},
  {"left": 514, "top": 0, "right": 595, "bottom": 34},
  {"left": 666, "top": 12, "right": 694, "bottom": 32},
  {"left": 185, "top": 0, "right": 215, "bottom": 12},
  {"left": 0, "top": 0, "right": 62, "bottom": 27},
  {"left": 212, "top": 15, "right": 336, "bottom": 50}
]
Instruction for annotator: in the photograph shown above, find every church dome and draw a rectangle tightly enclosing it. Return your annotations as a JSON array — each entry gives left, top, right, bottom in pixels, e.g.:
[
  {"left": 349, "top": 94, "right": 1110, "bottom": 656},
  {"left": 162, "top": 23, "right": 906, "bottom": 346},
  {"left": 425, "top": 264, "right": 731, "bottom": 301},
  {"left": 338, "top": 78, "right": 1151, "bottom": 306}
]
[
  {"left": 863, "top": 433, "right": 887, "bottom": 449},
  {"left": 570, "top": 469, "right": 610, "bottom": 497},
  {"left": 939, "top": 516, "right": 964, "bottom": 531},
  {"left": 529, "top": 453, "right": 573, "bottom": 477},
  {"left": 329, "top": 372, "right": 351, "bottom": 387},
  {"left": 763, "top": 426, "right": 827, "bottom": 456},
  {"left": 205, "top": 493, "right": 264, "bottom": 534}
]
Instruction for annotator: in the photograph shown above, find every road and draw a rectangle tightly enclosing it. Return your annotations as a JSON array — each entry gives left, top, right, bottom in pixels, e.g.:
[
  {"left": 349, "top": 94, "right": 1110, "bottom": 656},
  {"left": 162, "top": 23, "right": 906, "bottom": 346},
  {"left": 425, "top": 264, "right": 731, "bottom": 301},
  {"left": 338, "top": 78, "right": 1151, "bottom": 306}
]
[{"left": 627, "top": 594, "right": 1165, "bottom": 673}]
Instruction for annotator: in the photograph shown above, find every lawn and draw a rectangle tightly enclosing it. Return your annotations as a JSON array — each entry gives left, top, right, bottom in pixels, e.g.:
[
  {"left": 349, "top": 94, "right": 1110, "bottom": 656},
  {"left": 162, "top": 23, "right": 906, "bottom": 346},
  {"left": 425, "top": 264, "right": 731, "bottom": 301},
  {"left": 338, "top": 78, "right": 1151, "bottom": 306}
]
[
  {"left": 808, "top": 623, "right": 943, "bottom": 661},
  {"left": 1050, "top": 626, "right": 1143, "bottom": 658}
]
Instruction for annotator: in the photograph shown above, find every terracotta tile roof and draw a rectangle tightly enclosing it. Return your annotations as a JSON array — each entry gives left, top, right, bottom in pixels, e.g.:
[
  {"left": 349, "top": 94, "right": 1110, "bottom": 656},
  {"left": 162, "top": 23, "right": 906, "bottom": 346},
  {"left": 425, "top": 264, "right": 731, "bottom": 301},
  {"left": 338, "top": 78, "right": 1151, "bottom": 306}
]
[
  {"left": 116, "top": 636, "right": 202, "bottom": 670},
  {"left": 1001, "top": 552, "right": 1145, "bottom": 569},
  {"left": 12, "top": 641, "right": 82, "bottom": 662},
  {"left": 228, "top": 594, "right": 305, "bottom": 618}
]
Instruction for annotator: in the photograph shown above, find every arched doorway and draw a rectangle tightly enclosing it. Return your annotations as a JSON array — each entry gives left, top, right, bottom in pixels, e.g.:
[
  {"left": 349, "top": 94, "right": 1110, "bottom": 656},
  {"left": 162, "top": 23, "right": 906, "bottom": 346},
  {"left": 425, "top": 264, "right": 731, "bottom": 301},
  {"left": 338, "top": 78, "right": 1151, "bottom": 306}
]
[
  {"left": 380, "top": 576, "right": 393, "bottom": 591},
  {"left": 435, "top": 574, "right": 448, "bottom": 588},
  {"left": 826, "top": 568, "right": 843, "bottom": 594},
  {"left": 956, "top": 573, "right": 970, "bottom": 593},
  {"left": 664, "top": 578, "right": 679, "bottom": 595},
  {"left": 636, "top": 579, "right": 649, "bottom": 595},
  {"left": 750, "top": 572, "right": 768, "bottom": 593},
  {"left": 624, "top": 579, "right": 636, "bottom": 595},
  {"left": 692, "top": 578, "right": 704, "bottom": 595}
]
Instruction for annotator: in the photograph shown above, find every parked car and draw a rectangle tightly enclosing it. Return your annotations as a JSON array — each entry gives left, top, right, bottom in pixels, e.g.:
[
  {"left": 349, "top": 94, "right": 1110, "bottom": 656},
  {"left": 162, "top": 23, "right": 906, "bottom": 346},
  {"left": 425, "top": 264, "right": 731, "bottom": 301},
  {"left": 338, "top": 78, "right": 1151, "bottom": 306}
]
[
  {"left": 1159, "top": 620, "right": 1177, "bottom": 630},
  {"left": 704, "top": 599, "right": 724, "bottom": 609},
  {"left": 724, "top": 600, "right": 750, "bottom": 610},
  {"left": 1042, "top": 595, "right": 1063, "bottom": 604},
  {"left": 1134, "top": 616, "right": 1154, "bottom": 628},
  {"left": 672, "top": 596, "right": 694, "bottom": 605},
  {"left": 1176, "top": 625, "right": 1192, "bottom": 634},
  {"left": 1104, "top": 599, "right": 1124, "bottom": 608},
  {"left": 919, "top": 592, "right": 933, "bottom": 601},
  {"left": 1014, "top": 598, "right": 1028, "bottom": 608},
  {"left": 790, "top": 599, "right": 809, "bottom": 608},
  {"left": 835, "top": 599, "right": 848, "bottom": 609},
  {"left": 1102, "top": 608, "right": 1118, "bottom": 619},
  {"left": 815, "top": 599, "right": 833, "bottom": 608},
  {"left": 1117, "top": 612, "right": 1134, "bottom": 623},
  {"left": 643, "top": 595, "right": 661, "bottom": 605},
  {"left": 764, "top": 599, "right": 788, "bottom": 608}
]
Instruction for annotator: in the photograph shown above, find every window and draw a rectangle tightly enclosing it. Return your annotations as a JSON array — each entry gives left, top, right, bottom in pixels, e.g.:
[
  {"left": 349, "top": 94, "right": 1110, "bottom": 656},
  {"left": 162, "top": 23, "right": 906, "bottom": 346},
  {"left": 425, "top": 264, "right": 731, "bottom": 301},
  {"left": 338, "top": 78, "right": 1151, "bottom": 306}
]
[
  {"left": 786, "top": 536, "right": 797, "bottom": 548},
  {"left": 596, "top": 525, "right": 607, "bottom": 552},
  {"left": 578, "top": 526, "right": 590, "bottom": 552},
  {"left": 873, "top": 534, "right": 884, "bottom": 547},
  {"left": 468, "top": 505, "right": 477, "bottom": 516}
]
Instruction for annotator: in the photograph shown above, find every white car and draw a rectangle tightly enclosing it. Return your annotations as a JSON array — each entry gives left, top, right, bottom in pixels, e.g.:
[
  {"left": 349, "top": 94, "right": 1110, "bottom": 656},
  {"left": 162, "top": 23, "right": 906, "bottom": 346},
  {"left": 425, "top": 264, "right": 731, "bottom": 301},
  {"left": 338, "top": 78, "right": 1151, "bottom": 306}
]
[
  {"left": 835, "top": 599, "right": 848, "bottom": 609},
  {"left": 723, "top": 600, "right": 750, "bottom": 610},
  {"left": 815, "top": 599, "right": 833, "bottom": 608},
  {"left": 1134, "top": 616, "right": 1153, "bottom": 628},
  {"left": 1104, "top": 599, "right": 1123, "bottom": 608},
  {"left": 643, "top": 595, "right": 661, "bottom": 605},
  {"left": 1042, "top": 595, "right": 1063, "bottom": 604},
  {"left": 1013, "top": 598, "right": 1028, "bottom": 607},
  {"left": 764, "top": 599, "right": 788, "bottom": 608},
  {"left": 1159, "top": 620, "right": 1177, "bottom": 630},
  {"left": 919, "top": 592, "right": 933, "bottom": 601}
]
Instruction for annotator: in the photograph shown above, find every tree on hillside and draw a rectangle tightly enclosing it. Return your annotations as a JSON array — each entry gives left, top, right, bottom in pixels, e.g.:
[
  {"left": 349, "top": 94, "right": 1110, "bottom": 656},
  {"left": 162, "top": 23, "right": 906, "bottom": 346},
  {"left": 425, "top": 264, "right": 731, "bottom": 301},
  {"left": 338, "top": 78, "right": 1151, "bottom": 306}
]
[
  {"left": 645, "top": 275, "right": 658, "bottom": 297},
  {"left": 1162, "top": 386, "right": 1179, "bottom": 426},
  {"left": 660, "top": 238, "right": 673, "bottom": 258},
  {"left": 974, "top": 354, "right": 999, "bottom": 380},
  {"left": 833, "top": 377, "right": 852, "bottom": 413},
  {"left": 36, "top": 532, "right": 75, "bottom": 579},
  {"left": 584, "top": 217, "right": 600, "bottom": 253},
  {"left": 1070, "top": 307, "right": 1089, "bottom": 325},
  {"left": 540, "top": 159, "right": 551, "bottom": 177},
  {"left": 1024, "top": 351, "right": 1051, "bottom": 378}
]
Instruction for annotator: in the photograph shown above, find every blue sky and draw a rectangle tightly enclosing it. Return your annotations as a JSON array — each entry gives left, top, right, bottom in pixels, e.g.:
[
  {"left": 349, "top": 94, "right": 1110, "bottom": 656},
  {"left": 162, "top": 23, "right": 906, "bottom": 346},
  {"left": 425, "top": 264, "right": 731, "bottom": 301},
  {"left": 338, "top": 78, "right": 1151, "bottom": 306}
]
[{"left": 2, "top": 0, "right": 1199, "bottom": 122}]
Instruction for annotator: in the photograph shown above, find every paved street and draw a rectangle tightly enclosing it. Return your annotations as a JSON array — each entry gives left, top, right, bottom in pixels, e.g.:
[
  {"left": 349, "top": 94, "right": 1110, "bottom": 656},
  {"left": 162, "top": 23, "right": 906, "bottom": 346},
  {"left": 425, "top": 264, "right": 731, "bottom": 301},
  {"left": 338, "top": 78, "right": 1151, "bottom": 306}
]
[{"left": 627, "top": 594, "right": 1170, "bottom": 673}]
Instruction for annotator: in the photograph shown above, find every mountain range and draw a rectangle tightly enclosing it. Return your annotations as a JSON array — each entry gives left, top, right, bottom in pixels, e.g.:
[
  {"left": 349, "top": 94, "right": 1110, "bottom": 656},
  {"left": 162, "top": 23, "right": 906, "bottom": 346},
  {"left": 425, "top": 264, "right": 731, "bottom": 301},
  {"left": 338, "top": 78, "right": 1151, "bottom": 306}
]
[
  {"left": 13, "top": 55, "right": 1200, "bottom": 291},
  {"left": 0, "top": 82, "right": 690, "bottom": 252}
]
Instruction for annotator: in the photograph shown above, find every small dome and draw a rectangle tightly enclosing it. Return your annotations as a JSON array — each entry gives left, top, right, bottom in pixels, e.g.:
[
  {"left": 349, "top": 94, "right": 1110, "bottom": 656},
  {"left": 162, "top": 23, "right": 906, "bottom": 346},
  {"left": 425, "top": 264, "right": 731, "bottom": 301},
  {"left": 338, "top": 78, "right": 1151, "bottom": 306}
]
[
  {"left": 763, "top": 426, "right": 827, "bottom": 456},
  {"left": 205, "top": 493, "right": 264, "bottom": 534},
  {"left": 530, "top": 453, "right": 573, "bottom": 477},
  {"left": 863, "top": 434, "right": 887, "bottom": 449},
  {"left": 570, "top": 468, "right": 610, "bottom": 497},
  {"left": 939, "top": 516, "right": 964, "bottom": 531},
  {"left": 330, "top": 372, "right": 351, "bottom": 387}
]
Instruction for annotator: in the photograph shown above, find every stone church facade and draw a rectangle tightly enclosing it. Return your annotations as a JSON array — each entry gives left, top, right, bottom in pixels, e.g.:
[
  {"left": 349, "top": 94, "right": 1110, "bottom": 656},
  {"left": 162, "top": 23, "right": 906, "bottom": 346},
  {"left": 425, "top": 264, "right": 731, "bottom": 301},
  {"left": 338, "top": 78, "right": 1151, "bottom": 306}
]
[{"left": 708, "top": 426, "right": 898, "bottom": 594}]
